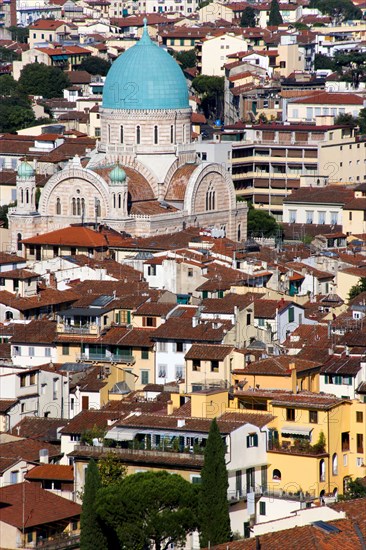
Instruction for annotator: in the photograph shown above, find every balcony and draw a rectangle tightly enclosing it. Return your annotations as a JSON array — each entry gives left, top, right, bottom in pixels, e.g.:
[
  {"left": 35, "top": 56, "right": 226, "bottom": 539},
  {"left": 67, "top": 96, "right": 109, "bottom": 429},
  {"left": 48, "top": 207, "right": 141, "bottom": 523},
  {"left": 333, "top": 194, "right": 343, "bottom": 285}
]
[
  {"left": 74, "top": 445, "right": 205, "bottom": 462},
  {"left": 32, "top": 534, "right": 80, "bottom": 549},
  {"left": 78, "top": 353, "right": 135, "bottom": 364},
  {"left": 57, "top": 323, "right": 99, "bottom": 335}
]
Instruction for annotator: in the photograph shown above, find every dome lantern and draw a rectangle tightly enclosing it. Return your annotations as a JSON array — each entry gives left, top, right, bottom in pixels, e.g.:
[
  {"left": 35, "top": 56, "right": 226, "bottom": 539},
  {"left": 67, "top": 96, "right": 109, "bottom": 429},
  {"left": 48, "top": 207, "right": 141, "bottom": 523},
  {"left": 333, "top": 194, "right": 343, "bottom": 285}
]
[
  {"left": 17, "top": 161, "right": 34, "bottom": 178},
  {"left": 109, "top": 165, "right": 127, "bottom": 183}
]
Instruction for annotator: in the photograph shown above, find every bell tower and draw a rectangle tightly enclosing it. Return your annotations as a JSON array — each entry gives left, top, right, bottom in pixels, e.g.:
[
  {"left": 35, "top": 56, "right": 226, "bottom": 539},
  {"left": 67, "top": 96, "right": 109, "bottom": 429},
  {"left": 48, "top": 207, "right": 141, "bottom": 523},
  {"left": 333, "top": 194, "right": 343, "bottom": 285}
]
[{"left": 16, "top": 161, "right": 37, "bottom": 214}]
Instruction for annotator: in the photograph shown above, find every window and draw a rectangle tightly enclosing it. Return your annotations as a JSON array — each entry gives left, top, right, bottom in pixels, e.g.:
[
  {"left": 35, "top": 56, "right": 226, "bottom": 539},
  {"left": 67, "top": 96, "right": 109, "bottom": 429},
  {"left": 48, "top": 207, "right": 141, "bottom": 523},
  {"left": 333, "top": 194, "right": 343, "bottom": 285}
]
[
  {"left": 141, "top": 370, "right": 149, "bottom": 385},
  {"left": 247, "top": 433, "right": 258, "bottom": 448},
  {"left": 289, "top": 210, "right": 297, "bottom": 223},
  {"left": 120, "top": 125, "right": 124, "bottom": 144},
  {"left": 286, "top": 408, "right": 295, "bottom": 421},
  {"left": 288, "top": 307, "right": 294, "bottom": 323},
  {"left": 175, "top": 365, "right": 183, "bottom": 379},
  {"left": 211, "top": 360, "right": 219, "bottom": 372},
  {"left": 45, "top": 347, "right": 51, "bottom": 357},
  {"left": 147, "top": 265, "right": 156, "bottom": 276},
  {"left": 141, "top": 348, "right": 149, "bottom": 360},
  {"left": 56, "top": 198, "right": 61, "bottom": 215},
  {"left": 357, "top": 433, "right": 364, "bottom": 454},
  {"left": 192, "top": 359, "right": 200, "bottom": 371},
  {"left": 309, "top": 410, "right": 318, "bottom": 424},
  {"left": 29, "top": 372, "right": 36, "bottom": 385},
  {"left": 143, "top": 317, "right": 156, "bottom": 327},
  {"left": 205, "top": 183, "right": 216, "bottom": 211},
  {"left": 14, "top": 346, "right": 21, "bottom": 357},
  {"left": 29, "top": 346, "right": 35, "bottom": 357},
  {"left": 191, "top": 475, "right": 201, "bottom": 484},
  {"left": 330, "top": 211, "right": 338, "bottom": 225},
  {"left": 170, "top": 125, "right": 174, "bottom": 144},
  {"left": 10, "top": 471, "right": 18, "bottom": 484},
  {"left": 157, "top": 342, "right": 167, "bottom": 352},
  {"left": 306, "top": 210, "right": 314, "bottom": 224},
  {"left": 332, "top": 453, "right": 338, "bottom": 475},
  {"left": 259, "top": 501, "right": 266, "bottom": 515},
  {"left": 272, "top": 469, "right": 281, "bottom": 480},
  {"left": 136, "top": 125, "right": 141, "bottom": 145},
  {"left": 188, "top": 268, "right": 193, "bottom": 277},
  {"left": 154, "top": 125, "right": 158, "bottom": 144},
  {"left": 343, "top": 454, "right": 348, "bottom": 466},
  {"left": 175, "top": 342, "right": 184, "bottom": 353},
  {"left": 158, "top": 365, "right": 167, "bottom": 378},
  {"left": 62, "top": 344, "right": 70, "bottom": 356},
  {"left": 53, "top": 378, "right": 58, "bottom": 400},
  {"left": 27, "top": 532, "right": 33, "bottom": 543},
  {"left": 356, "top": 411, "right": 363, "bottom": 423},
  {"left": 341, "top": 432, "right": 350, "bottom": 452},
  {"left": 319, "top": 459, "right": 325, "bottom": 482},
  {"left": 318, "top": 211, "right": 326, "bottom": 225}
]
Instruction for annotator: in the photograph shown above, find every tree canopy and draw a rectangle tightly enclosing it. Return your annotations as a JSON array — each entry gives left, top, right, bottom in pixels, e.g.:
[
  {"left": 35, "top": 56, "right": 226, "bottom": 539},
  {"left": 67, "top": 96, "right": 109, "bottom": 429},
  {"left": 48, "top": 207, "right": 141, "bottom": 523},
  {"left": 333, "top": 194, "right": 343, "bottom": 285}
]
[
  {"left": 268, "top": 0, "right": 283, "bottom": 26},
  {"left": 96, "top": 470, "right": 198, "bottom": 550},
  {"left": 98, "top": 452, "right": 126, "bottom": 487},
  {"left": 199, "top": 418, "right": 231, "bottom": 547},
  {"left": 314, "top": 53, "right": 337, "bottom": 71},
  {"left": 348, "top": 277, "right": 366, "bottom": 301},
  {"left": 18, "top": 63, "right": 70, "bottom": 99},
  {"left": 309, "top": 0, "right": 362, "bottom": 23},
  {"left": 340, "top": 478, "right": 366, "bottom": 500},
  {"left": 192, "top": 75, "right": 224, "bottom": 119},
  {"left": 240, "top": 6, "right": 257, "bottom": 27},
  {"left": 334, "top": 113, "right": 357, "bottom": 127},
  {"left": 174, "top": 49, "right": 197, "bottom": 70},
  {"left": 7, "top": 25, "right": 29, "bottom": 43},
  {"left": 78, "top": 56, "right": 111, "bottom": 76},
  {"left": 247, "top": 203, "right": 283, "bottom": 238},
  {"left": 0, "top": 75, "right": 18, "bottom": 96},
  {"left": 80, "top": 460, "right": 108, "bottom": 550}
]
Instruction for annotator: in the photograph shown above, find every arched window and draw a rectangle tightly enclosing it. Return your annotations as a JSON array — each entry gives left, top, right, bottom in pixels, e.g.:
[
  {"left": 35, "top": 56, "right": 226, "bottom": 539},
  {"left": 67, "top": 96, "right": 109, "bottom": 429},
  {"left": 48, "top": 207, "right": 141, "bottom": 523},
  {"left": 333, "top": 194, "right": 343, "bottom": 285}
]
[
  {"left": 206, "top": 183, "right": 215, "bottom": 212},
  {"left": 154, "top": 125, "right": 158, "bottom": 144},
  {"left": 319, "top": 459, "right": 325, "bottom": 482},
  {"left": 170, "top": 125, "right": 174, "bottom": 144},
  {"left": 237, "top": 224, "right": 241, "bottom": 241},
  {"left": 108, "top": 124, "right": 111, "bottom": 142},
  {"left": 20, "top": 189, "right": 24, "bottom": 204},
  {"left": 56, "top": 198, "right": 61, "bottom": 215},
  {"left": 272, "top": 469, "right": 281, "bottom": 481},
  {"left": 113, "top": 193, "right": 116, "bottom": 209},
  {"left": 120, "top": 125, "right": 124, "bottom": 144},
  {"left": 95, "top": 199, "right": 101, "bottom": 217},
  {"left": 76, "top": 198, "right": 81, "bottom": 216},
  {"left": 25, "top": 189, "right": 29, "bottom": 203},
  {"left": 136, "top": 125, "right": 141, "bottom": 145},
  {"left": 332, "top": 453, "right": 338, "bottom": 476},
  {"left": 118, "top": 194, "right": 121, "bottom": 209},
  {"left": 81, "top": 198, "right": 85, "bottom": 215},
  {"left": 17, "top": 233, "right": 22, "bottom": 252},
  {"left": 183, "top": 124, "right": 185, "bottom": 143},
  {"left": 72, "top": 198, "right": 76, "bottom": 216},
  {"left": 5, "top": 311, "right": 13, "bottom": 320}
]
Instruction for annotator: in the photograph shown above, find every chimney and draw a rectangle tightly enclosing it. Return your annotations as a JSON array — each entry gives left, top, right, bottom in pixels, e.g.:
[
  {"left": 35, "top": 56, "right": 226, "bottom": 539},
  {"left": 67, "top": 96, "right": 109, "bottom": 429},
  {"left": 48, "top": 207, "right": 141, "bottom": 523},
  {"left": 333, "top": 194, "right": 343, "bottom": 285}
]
[
  {"left": 39, "top": 449, "right": 49, "bottom": 464},
  {"left": 289, "top": 362, "right": 297, "bottom": 394},
  {"left": 167, "top": 400, "right": 174, "bottom": 415}
]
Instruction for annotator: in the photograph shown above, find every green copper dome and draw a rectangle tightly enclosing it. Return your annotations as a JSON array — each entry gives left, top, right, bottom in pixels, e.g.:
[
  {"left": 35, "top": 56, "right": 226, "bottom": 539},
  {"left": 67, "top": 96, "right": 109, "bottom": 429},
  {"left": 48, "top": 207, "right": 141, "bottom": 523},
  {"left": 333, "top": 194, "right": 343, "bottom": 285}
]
[
  {"left": 102, "top": 20, "right": 189, "bottom": 110},
  {"left": 109, "top": 165, "right": 127, "bottom": 183},
  {"left": 17, "top": 161, "right": 34, "bottom": 178}
]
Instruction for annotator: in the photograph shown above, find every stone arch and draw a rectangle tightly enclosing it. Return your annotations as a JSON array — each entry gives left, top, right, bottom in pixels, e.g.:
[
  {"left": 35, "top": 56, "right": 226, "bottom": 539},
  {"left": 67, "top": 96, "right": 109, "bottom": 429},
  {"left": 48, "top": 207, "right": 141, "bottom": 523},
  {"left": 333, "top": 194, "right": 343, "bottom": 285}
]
[
  {"left": 39, "top": 167, "right": 111, "bottom": 218},
  {"left": 184, "top": 163, "right": 236, "bottom": 216}
]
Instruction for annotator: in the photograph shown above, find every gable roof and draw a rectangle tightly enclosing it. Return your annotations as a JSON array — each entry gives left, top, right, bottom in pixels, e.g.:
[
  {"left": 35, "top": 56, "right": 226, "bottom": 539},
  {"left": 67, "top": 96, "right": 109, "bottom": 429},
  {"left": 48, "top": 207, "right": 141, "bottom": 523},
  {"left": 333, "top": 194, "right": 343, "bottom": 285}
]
[
  {"left": 21, "top": 226, "right": 108, "bottom": 248},
  {"left": 25, "top": 464, "right": 73, "bottom": 481},
  {"left": 0, "top": 483, "right": 80, "bottom": 529}
]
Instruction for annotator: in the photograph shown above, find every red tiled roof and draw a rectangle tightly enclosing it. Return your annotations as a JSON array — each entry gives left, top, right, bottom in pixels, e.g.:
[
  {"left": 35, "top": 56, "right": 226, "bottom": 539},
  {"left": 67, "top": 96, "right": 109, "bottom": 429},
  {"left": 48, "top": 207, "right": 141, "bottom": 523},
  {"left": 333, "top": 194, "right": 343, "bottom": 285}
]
[
  {"left": 29, "top": 19, "right": 66, "bottom": 30},
  {"left": 291, "top": 92, "right": 364, "bottom": 105},
  {"left": 185, "top": 344, "right": 234, "bottom": 361},
  {"left": 0, "top": 438, "right": 61, "bottom": 462},
  {"left": 25, "top": 464, "right": 73, "bottom": 481},
  {"left": 0, "top": 483, "right": 80, "bottom": 529},
  {"left": 22, "top": 226, "right": 108, "bottom": 247}
]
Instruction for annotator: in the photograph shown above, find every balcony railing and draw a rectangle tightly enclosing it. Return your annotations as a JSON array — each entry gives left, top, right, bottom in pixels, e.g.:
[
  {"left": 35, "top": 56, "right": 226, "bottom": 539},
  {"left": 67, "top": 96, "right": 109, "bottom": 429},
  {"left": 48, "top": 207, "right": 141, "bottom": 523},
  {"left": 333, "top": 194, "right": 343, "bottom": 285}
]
[
  {"left": 78, "top": 353, "right": 135, "bottom": 364},
  {"left": 23, "top": 534, "right": 80, "bottom": 550},
  {"left": 75, "top": 445, "right": 205, "bottom": 462}
]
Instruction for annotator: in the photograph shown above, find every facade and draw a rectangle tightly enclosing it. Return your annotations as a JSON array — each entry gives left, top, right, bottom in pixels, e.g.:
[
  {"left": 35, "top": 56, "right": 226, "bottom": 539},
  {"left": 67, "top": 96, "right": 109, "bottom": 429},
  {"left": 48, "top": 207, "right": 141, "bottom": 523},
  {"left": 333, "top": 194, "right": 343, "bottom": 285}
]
[{"left": 9, "top": 22, "right": 247, "bottom": 247}]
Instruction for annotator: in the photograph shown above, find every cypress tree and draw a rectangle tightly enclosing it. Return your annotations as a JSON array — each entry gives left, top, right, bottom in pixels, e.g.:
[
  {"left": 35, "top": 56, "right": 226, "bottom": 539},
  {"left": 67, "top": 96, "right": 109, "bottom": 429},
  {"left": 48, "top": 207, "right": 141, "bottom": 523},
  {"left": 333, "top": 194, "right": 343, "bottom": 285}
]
[
  {"left": 240, "top": 7, "right": 257, "bottom": 28},
  {"left": 199, "top": 418, "right": 231, "bottom": 547},
  {"left": 268, "top": 0, "right": 283, "bottom": 26},
  {"left": 80, "top": 459, "right": 108, "bottom": 550}
]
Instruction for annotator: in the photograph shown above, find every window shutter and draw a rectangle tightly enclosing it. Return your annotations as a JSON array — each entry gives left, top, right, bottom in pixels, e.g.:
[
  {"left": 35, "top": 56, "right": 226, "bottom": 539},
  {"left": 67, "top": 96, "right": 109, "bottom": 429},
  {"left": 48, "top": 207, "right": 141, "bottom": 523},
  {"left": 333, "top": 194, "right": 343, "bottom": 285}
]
[
  {"left": 246, "top": 435, "right": 250, "bottom": 447},
  {"left": 254, "top": 433, "right": 258, "bottom": 447}
]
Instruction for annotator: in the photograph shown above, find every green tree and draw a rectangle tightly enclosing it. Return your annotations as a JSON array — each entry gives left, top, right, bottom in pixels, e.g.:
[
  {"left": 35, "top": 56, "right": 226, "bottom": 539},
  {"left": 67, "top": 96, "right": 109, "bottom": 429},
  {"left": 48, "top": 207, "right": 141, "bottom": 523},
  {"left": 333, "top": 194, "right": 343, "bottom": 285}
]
[
  {"left": 0, "top": 46, "right": 20, "bottom": 62},
  {"left": 80, "top": 460, "right": 108, "bottom": 550},
  {"left": 340, "top": 478, "right": 366, "bottom": 500},
  {"left": 96, "top": 470, "right": 198, "bottom": 550},
  {"left": 0, "top": 97, "right": 35, "bottom": 133},
  {"left": 268, "top": 0, "right": 283, "bottom": 26},
  {"left": 314, "top": 53, "right": 336, "bottom": 71},
  {"left": 78, "top": 56, "right": 111, "bottom": 76},
  {"left": 7, "top": 25, "right": 29, "bottom": 43},
  {"left": 199, "top": 418, "right": 231, "bottom": 547},
  {"left": 293, "top": 22, "right": 309, "bottom": 30},
  {"left": 358, "top": 108, "right": 366, "bottom": 134},
  {"left": 174, "top": 49, "right": 196, "bottom": 70},
  {"left": 0, "top": 202, "right": 15, "bottom": 228},
  {"left": 334, "top": 51, "right": 366, "bottom": 87},
  {"left": 18, "top": 63, "right": 70, "bottom": 99},
  {"left": 0, "top": 75, "right": 18, "bottom": 96},
  {"left": 192, "top": 75, "right": 224, "bottom": 119},
  {"left": 348, "top": 277, "right": 366, "bottom": 301},
  {"left": 310, "top": 0, "right": 362, "bottom": 23},
  {"left": 98, "top": 452, "right": 127, "bottom": 487},
  {"left": 247, "top": 203, "right": 282, "bottom": 238},
  {"left": 240, "top": 6, "right": 257, "bottom": 27},
  {"left": 334, "top": 113, "right": 357, "bottom": 127},
  {"left": 81, "top": 424, "right": 106, "bottom": 445}
]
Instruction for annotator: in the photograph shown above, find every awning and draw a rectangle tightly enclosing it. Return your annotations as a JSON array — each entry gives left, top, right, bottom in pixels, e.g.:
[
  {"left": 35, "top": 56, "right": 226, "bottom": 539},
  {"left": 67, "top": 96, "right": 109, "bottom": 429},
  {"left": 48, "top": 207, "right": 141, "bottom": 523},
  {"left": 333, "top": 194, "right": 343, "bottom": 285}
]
[
  {"left": 105, "top": 428, "right": 137, "bottom": 441},
  {"left": 281, "top": 426, "right": 313, "bottom": 437}
]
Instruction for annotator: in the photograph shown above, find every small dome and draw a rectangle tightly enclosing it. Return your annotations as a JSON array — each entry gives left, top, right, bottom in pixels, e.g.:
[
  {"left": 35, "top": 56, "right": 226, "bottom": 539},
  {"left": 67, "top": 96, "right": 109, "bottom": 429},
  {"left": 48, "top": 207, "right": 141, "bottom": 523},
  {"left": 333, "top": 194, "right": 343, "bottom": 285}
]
[
  {"left": 18, "top": 161, "right": 34, "bottom": 178},
  {"left": 102, "top": 20, "right": 189, "bottom": 111},
  {"left": 109, "top": 165, "right": 127, "bottom": 183}
]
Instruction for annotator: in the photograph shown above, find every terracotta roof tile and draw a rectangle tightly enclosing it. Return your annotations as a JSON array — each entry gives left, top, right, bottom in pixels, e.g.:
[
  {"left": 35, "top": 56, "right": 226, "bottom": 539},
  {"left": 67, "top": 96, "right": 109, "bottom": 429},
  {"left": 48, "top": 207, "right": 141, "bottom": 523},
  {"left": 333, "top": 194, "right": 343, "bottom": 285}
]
[
  {"left": 0, "top": 483, "right": 80, "bottom": 529},
  {"left": 0, "top": 438, "right": 61, "bottom": 462},
  {"left": 25, "top": 464, "right": 73, "bottom": 481},
  {"left": 0, "top": 399, "right": 18, "bottom": 413},
  {"left": 241, "top": 356, "right": 319, "bottom": 376},
  {"left": 165, "top": 164, "right": 198, "bottom": 201},
  {"left": 185, "top": 344, "right": 234, "bottom": 361},
  {"left": 320, "top": 356, "right": 362, "bottom": 376},
  {"left": 9, "top": 417, "right": 66, "bottom": 441},
  {"left": 152, "top": 318, "right": 232, "bottom": 342},
  {"left": 22, "top": 226, "right": 108, "bottom": 247}
]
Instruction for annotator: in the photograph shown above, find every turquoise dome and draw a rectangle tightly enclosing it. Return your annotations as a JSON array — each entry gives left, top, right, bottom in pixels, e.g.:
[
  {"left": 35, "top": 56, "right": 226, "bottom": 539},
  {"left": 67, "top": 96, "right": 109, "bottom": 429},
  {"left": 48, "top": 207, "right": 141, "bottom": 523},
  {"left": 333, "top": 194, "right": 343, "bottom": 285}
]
[
  {"left": 18, "top": 161, "right": 34, "bottom": 178},
  {"left": 102, "top": 21, "right": 189, "bottom": 110},
  {"left": 110, "top": 165, "right": 126, "bottom": 183}
]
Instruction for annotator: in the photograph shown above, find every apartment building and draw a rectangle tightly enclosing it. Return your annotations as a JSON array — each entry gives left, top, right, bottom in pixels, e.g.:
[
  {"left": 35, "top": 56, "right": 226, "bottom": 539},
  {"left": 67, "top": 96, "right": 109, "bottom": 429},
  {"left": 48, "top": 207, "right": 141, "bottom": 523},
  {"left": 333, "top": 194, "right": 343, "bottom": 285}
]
[{"left": 214, "top": 120, "right": 366, "bottom": 219}]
